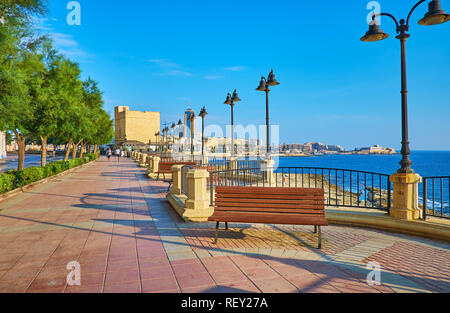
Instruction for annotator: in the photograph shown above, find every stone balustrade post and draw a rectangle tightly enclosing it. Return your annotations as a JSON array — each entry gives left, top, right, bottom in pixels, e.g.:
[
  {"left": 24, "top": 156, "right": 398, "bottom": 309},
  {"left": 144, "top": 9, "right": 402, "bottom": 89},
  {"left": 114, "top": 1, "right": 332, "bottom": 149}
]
[
  {"left": 184, "top": 168, "right": 214, "bottom": 221},
  {"left": 390, "top": 173, "right": 422, "bottom": 220},
  {"left": 261, "top": 159, "right": 275, "bottom": 185},
  {"left": 152, "top": 156, "right": 160, "bottom": 174},
  {"left": 140, "top": 154, "right": 148, "bottom": 167},
  {"left": 170, "top": 165, "right": 184, "bottom": 195},
  {"left": 147, "top": 156, "right": 154, "bottom": 173}
]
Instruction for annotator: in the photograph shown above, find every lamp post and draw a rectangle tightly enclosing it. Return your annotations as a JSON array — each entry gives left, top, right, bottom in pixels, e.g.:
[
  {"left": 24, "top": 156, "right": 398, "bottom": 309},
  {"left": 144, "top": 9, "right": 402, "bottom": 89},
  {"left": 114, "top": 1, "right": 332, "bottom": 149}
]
[
  {"left": 171, "top": 123, "right": 176, "bottom": 148},
  {"left": 177, "top": 119, "right": 183, "bottom": 153},
  {"left": 155, "top": 132, "right": 160, "bottom": 152},
  {"left": 188, "top": 111, "right": 195, "bottom": 161},
  {"left": 256, "top": 69, "right": 280, "bottom": 157},
  {"left": 199, "top": 107, "right": 208, "bottom": 164},
  {"left": 224, "top": 90, "right": 241, "bottom": 159},
  {"left": 361, "top": 0, "right": 449, "bottom": 174}
]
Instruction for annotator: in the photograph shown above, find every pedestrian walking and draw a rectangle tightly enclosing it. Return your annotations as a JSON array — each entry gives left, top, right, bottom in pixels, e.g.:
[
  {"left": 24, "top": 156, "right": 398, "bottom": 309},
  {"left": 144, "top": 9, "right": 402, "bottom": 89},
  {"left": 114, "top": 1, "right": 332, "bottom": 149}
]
[
  {"left": 107, "top": 148, "right": 112, "bottom": 161},
  {"left": 115, "top": 148, "right": 121, "bottom": 162}
]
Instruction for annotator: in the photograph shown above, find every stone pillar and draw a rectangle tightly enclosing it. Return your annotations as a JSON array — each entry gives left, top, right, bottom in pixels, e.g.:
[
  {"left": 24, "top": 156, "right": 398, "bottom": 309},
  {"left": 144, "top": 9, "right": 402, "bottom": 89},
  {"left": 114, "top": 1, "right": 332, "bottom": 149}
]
[
  {"left": 140, "top": 154, "right": 149, "bottom": 167},
  {"left": 170, "top": 165, "right": 184, "bottom": 195},
  {"left": 184, "top": 169, "right": 214, "bottom": 221},
  {"left": 261, "top": 159, "right": 275, "bottom": 185},
  {"left": 147, "top": 156, "right": 154, "bottom": 173},
  {"left": 152, "top": 156, "right": 160, "bottom": 174},
  {"left": 390, "top": 173, "right": 422, "bottom": 220}
]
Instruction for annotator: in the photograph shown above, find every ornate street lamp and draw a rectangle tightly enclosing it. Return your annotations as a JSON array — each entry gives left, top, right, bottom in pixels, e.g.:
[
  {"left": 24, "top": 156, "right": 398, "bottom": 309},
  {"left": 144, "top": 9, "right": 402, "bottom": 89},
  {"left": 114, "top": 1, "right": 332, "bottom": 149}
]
[
  {"left": 155, "top": 132, "right": 160, "bottom": 152},
  {"left": 163, "top": 127, "right": 170, "bottom": 152},
  {"left": 171, "top": 123, "right": 176, "bottom": 147},
  {"left": 361, "top": 0, "right": 449, "bottom": 174},
  {"left": 177, "top": 119, "right": 183, "bottom": 153},
  {"left": 256, "top": 69, "right": 280, "bottom": 157},
  {"left": 199, "top": 107, "right": 208, "bottom": 164},
  {"left": 224, "top": 90, "right": 241, "bottom": 158},
  {"left": 188, "top": 111, "right": 196, "bottom": 161}
]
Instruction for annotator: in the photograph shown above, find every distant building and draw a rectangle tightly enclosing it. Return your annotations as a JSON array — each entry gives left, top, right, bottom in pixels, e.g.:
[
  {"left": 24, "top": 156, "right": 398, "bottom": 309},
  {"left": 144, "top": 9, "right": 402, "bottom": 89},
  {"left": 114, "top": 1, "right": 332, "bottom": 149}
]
[
  {"left": 356, "top": 145, "right": 397, "bottom": 155},
  {"left": 0, "top": 131, "right": 6, "bottom": 159},
  {"left": 114, "top": 106, "right": 160, "bottom": 146},
  {"left": 281, "top": 142, "right": 344, "bottom": 154},
  {"left": 327, "top": 145, "right": 345, "bottom": 152}
]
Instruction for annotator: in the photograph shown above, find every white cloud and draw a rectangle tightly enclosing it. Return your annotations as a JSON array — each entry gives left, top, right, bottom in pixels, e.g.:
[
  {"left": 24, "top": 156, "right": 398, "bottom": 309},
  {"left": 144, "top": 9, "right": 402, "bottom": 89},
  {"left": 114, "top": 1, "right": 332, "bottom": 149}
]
[
  {"left": 204, "top": 75, "right": 223, "bottom": 80},
  {"left": 50, "top": 32, "right": 93, "bottom": 59},
  {"left": 51, "top": 33, "right": 78, "bottom": 48},
  {"left": 148, "top": 59, "right": 181, "bottom": 68},
  {"left": 33, "top": 17, "right": 93, "bottom": 61},
  {"left": 154, "top": 70, "right": 192, "bottom": 77},
  {"left": 149, "top": 58, "right": 192, "bottom": 77},
  {"left": 225, "top": 66, "right": 246, "bottom": 72}
]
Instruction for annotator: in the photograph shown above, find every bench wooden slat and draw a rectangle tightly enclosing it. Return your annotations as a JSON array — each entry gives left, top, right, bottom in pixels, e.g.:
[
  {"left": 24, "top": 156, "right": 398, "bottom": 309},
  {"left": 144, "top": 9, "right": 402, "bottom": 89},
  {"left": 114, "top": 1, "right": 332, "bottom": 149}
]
[
  {"left": 216, "top": 194, "right": 323, "bottom": 201},
  {"left": 215, "top": 186, "right": 324, "bottom": 196},
  {"left": 214, "top": 207, "right": 326, "bottom": 214},
  {"left": 215, "top": 202, "right": 325, "bottom": 210},
  {"left": 216, "top": 197, "right": 323, "bottom": 204},
  {"left": 209, "top": 212, "right": 328, "bottom": 226}
]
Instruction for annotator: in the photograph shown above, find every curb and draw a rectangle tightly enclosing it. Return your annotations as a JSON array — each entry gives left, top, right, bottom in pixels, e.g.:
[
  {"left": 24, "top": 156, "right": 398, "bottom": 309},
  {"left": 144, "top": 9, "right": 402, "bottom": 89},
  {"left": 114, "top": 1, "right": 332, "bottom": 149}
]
[{"left": 326, "top": 210, "right": 450, "bottom": 243}]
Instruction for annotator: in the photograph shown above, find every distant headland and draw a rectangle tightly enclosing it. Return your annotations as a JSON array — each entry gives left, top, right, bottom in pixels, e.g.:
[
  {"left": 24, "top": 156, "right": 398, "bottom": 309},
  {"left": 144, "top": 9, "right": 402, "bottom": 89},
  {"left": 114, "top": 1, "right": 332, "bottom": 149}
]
[{"left": 278, "top": 142, "right": 398, "bottom": 157}]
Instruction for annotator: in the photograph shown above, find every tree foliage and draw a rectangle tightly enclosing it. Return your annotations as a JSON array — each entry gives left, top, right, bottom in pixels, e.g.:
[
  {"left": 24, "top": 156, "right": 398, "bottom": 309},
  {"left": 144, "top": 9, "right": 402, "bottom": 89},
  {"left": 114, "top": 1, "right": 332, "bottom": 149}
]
[{"left": 0, "top": 1, "right": 113, "bottom": 169}]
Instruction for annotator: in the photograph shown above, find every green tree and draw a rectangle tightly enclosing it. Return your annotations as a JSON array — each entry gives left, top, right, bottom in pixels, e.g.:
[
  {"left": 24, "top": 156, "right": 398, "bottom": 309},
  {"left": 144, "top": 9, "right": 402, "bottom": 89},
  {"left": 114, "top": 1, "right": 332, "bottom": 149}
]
[
  {"left": 0, "top": 0, "right": 47, "bottom": 170},
  {"left": 50, "top": 58, "right": 84, "bottom": 161},
  {"left": 27, "top": 39, "right": 60, "bottom": 167}
]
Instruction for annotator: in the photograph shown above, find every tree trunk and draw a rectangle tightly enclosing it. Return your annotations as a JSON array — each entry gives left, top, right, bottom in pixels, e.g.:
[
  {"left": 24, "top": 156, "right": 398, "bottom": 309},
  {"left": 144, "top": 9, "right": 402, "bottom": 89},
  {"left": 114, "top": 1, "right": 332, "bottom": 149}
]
[
  {"left": 72, "top": 143, "right": 78, "bottom": 160},
  {"left": 79, "top": 144, "right": 85, "bottom": 159},
  {"left": 40, "top": 136, "right": 47, "bottom": 167},
  {"left": 14, "top": 131, "right": 26, "bottom": 171},
  {"left": 64, "top": 139, "right": 73, "bottom": 161},
  {"left": 93, "top": 144, "right": 98, "bottom": 155}
]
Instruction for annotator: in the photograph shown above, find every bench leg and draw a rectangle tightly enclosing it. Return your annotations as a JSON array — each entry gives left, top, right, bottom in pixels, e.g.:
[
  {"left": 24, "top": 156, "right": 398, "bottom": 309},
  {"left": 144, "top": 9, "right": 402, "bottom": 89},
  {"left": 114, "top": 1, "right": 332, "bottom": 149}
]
[
  {"left": 225, "top": 222, "right": 229, "bottom": 230},
  {"left": 213, "top": 222, "right": 220, "bottom": 244},
  {"left": 314, "top": 226, "right": 318, "bottom": 234},
  {"left": 318, "top": 226, "right": 322, "bottom": 249}
]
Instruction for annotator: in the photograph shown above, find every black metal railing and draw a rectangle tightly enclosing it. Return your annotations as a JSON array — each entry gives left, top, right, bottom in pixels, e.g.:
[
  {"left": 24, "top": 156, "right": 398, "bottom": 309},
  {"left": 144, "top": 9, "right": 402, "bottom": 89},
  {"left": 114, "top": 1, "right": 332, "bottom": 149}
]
[
  {"left": 422, "top": 176, "right": 450, "bottom": 220},
  {"left": 208, "top": 158, "right": 261, "bottom": 171},
  {"left": 208, "top": 166, "right": 392, "bottom": 211}
]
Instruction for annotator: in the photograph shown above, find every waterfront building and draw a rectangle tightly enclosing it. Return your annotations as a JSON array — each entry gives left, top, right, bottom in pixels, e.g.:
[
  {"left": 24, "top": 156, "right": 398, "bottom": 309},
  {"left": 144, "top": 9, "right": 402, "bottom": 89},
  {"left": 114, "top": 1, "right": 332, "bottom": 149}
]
[
  {"left": 356, "top": 145, "right": 397, "bottom": 155},
  {"left": 114, "top": 106, "right": 160, "bottom": 146},
  {"left": 0, "top": 131, "right": 6, "bottom": 159}
]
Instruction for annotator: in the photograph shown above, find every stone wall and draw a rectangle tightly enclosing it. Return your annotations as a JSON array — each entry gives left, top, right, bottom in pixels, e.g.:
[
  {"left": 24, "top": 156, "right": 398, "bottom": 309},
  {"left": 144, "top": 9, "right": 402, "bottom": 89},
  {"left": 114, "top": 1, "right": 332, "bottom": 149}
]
[{"left": 114, "top": 106, "right": 160, "bottom": 145}]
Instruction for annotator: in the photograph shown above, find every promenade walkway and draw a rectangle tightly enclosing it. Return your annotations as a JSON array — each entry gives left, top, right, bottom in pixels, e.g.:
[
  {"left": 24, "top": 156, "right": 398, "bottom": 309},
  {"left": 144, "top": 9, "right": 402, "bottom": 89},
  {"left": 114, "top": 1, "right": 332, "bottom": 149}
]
[{"left": 0, "top": 158, "right": 448, "bottom": 293}]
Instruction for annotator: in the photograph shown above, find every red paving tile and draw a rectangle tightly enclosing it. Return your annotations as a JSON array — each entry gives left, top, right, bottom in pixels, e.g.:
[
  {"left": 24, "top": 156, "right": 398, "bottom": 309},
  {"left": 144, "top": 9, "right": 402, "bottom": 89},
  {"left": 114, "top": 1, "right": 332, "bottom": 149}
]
[
  {"left": 252, "top": 277, "right": 298, "bottom": 293},
  {"left": 141, "top": 276, "right": 179, "bottom": 293}
]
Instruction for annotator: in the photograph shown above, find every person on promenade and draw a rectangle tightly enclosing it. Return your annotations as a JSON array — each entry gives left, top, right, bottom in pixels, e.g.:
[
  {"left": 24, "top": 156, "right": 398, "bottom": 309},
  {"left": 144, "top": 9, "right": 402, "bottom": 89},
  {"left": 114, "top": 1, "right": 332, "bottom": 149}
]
[
  {"left": 115, "top": 148, "right": 121, "bottom": 162},
  {"left": 107, "top": 148, "right": 112, "bottom": 161}
]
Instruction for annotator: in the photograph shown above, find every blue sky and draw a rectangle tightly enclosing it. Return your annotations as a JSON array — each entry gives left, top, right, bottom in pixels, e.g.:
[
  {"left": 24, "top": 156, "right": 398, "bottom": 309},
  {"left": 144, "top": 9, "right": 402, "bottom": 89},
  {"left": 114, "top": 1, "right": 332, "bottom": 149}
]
[{"left": 39, "top": 0, "right": 450, "bottom": 150}]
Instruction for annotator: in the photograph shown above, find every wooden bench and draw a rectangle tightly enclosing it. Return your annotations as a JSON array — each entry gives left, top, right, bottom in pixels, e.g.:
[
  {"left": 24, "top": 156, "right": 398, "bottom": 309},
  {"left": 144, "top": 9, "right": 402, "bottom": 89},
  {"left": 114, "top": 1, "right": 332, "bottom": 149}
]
[
  {"left": 208, "top": 186, "right": 328, "bottom": 249},
  {"left": 156, "top": 162, "right": 197, "bottom": 191}
]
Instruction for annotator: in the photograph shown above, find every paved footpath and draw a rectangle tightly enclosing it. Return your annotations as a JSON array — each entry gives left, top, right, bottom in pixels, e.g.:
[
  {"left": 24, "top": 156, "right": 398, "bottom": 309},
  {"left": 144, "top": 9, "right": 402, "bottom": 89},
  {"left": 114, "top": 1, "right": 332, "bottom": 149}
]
[{"left": 0, "top": 158, "right": 448, "bottom": 293}]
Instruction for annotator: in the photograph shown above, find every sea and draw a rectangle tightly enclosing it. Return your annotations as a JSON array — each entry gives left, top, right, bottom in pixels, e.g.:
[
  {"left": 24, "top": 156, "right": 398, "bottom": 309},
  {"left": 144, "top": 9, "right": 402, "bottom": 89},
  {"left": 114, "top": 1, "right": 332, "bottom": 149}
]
[
  {"left": 276, "top": 151, "right": 450, "bottom": 216},
  {"left": 277, "top": 151, "right": 450, "bottom": 178}
]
